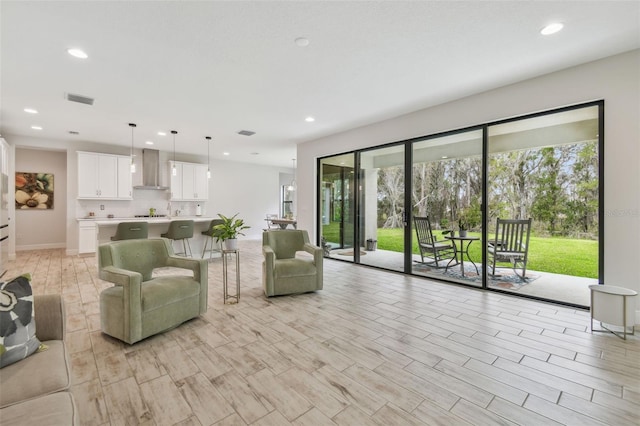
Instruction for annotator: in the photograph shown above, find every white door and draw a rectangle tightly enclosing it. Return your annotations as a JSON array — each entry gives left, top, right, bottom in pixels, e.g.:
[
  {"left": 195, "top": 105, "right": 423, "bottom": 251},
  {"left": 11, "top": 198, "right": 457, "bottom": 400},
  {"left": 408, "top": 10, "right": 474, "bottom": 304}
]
[
  {"left": 181, "top": 163, "right": 196, "bottom": 200},
  {"left": 170, "top": 162, "right": 183, "bottom": 200},
  {"left": 98, "top": 155, "right": 118, "bottom": 198},
  {"left": 193, "top": 164, "right": 209, "bottom": 200}
]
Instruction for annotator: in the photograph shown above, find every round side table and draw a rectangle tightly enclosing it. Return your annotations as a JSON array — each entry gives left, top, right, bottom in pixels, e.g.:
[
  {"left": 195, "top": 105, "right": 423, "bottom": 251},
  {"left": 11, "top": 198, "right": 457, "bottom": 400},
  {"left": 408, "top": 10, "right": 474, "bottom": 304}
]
[{"left": 589, "top": 284, "right": 637, "bottom": 340}]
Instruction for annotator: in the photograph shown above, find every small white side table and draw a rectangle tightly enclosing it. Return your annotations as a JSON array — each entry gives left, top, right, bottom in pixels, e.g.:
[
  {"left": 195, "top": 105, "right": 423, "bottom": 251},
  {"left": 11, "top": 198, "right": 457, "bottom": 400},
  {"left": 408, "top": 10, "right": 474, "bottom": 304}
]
[
  {"left": 222, "top": 249, "right": 240, "bottom": 304},
  {"left": 589, "top": 285, "right": 637, "bottom": 340}
]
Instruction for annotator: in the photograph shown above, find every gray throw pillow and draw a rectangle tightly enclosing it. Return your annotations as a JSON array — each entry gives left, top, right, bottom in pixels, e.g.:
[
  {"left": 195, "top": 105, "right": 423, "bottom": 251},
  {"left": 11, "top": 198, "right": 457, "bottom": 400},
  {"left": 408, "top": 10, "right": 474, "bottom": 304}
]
[{"left": 0, "top": 274, "right": 42, "bottom": 368}]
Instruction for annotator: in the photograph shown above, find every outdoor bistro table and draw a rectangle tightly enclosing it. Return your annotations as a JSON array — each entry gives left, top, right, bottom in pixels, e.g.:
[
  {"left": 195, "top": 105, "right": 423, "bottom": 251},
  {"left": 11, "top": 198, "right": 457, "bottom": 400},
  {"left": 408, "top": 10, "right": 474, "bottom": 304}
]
[
  {"left": 270, "top": 218, "right": 297, "bottom": 229},
  {"left": 445, "top": 235, "right": 480, "bottom": 277}
]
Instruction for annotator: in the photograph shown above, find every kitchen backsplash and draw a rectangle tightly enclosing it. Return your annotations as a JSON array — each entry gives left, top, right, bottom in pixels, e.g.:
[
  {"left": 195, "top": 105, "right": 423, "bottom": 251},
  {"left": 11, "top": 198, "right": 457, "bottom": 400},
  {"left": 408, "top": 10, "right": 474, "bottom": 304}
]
[{"left": 76, "top": 189, "right": 207, "bottom": 218}]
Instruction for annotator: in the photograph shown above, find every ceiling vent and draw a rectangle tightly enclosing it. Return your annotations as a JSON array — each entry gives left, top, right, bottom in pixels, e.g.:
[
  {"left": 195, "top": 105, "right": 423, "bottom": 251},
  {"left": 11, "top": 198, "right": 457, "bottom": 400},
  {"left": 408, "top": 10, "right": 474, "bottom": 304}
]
[
  {"left": 65, "top": 93, "right": 94, "bottom": 105},
  {"left": 237, "top": 130, "right": 255, "bottom": 136}
]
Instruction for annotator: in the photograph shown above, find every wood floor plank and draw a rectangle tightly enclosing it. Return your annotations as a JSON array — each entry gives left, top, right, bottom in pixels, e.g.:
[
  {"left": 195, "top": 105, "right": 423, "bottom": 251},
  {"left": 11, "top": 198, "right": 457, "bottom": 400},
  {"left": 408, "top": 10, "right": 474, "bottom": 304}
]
[
  {"left": 331, "top": 405, "right": 379, "bottom": 426},
  {"left": 70, "top": 378, "right": 110, "bottom": 425},
  {"left": 404, "top": 360, "right": 495, "bottom": 408},
  {"left": 312, "top": 365, "right": 387, "bottom": 416},
  {"left": 548, "top": 354, "right": 640, "bottom": 391},
  {"left": 246, "top": 368, "right": 314, "bottom": 421},
  {"left": 297, "top": 338, "right": 356, "bottom": 372},
  {"left": 410, "top": 398, "right": 472, "bottom": 426},
  {"left": 178, "top": 373, "right": 236, "bottom": 425},
  {"left": 95, "top": 350, "right": 134, "bottom": 386},
  {"left": 450, "top": 398, "right": 517, "bottom": 426},
  {"left": 102, "top": 376, "right": 153, "bottom": 425},
  {"left": 212, "top": 370, "right": 273, "bottom": 424},
  {"left": 521, "top": 356, "right": 621, "bottom": 396},
  {"left": 464, "top": 358, "right": 561, "bottom": 403},
  {"left": 373, "top": 361, "right": 460, "bottom": 410},
  {"left": 487, "top": 397, "right": 561, "bottom": 426},
  {"left": 291, "top": 407, "right": 337, "bottom": 426},
  {"left": 371, "top": 403, "right": 426, "bottom": 426},
  {"left": 184, "top": 344, "right": 233, "bottom": 380},
  {"left": 523, "top": 394, "right": 607, "bottom": 426},
  {"left": 139, "top": 374, "right": 193, "bottom": 426},
  {"left": 215, "top": 342, "right": 267, "bottom": 377},
  {"left": 434, "top": 359, "right": 528, "bottom": 406},
  {"left": 448, "top": 332, "right": 524, "bottom": 363},
  {"left": 278, "top": 367, "right": 349, "bottom": 419},
  {"left": 493, "top": 357, "right": 594, "bottom": 401},
  {"left": 343, "top": 363, "right": 424, "bottom": 413},
  {"left": 558, "top": 391, "right": 639, "bottom": 426}
]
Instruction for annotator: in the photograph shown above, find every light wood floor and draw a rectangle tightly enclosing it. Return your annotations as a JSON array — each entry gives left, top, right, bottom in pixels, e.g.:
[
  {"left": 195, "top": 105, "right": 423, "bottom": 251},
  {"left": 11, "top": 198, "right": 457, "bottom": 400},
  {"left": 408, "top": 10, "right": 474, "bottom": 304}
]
[{"left": 7, "top": 239, "right": 640, "bottom": 426}]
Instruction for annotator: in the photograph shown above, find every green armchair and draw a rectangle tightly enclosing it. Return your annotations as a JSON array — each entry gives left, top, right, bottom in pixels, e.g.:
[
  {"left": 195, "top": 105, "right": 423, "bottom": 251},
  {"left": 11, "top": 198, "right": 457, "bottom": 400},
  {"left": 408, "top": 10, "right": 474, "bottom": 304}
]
[
  {"left": 98, "top": 238, "right": 208, "bottom": 344},
  {"left": 262, "top": 230, "right": 323, "bottom": 297}
]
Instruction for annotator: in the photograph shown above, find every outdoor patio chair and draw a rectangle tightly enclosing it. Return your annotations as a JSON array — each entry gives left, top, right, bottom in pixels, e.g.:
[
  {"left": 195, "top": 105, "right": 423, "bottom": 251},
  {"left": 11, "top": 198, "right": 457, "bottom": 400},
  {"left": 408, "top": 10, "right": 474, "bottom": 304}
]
[
  {"left": 414, "top": 216, "right": 457, "bottom": 268},
  {"left": 263, "top": 213, "right": 280, "bottom": 231},
  {"left": 488, "top": 218, "right": 532, "bottom": 280}
]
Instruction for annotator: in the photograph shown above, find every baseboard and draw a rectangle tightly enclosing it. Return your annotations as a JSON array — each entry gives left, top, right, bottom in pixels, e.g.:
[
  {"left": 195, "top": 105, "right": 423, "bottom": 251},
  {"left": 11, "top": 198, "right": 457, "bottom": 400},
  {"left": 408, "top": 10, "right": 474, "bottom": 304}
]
[
  {"left": 66, "top": 249, "right": 79, "bottom": 256},
  {"left": 16, "top": 243, "right": 66, "bottom": 251}
]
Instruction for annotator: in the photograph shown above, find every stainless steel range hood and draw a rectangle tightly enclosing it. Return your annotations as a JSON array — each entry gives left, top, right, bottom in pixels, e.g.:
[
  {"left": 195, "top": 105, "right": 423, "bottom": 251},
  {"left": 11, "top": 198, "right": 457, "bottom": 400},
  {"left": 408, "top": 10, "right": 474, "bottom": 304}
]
[{"left": 133, "top": 149, "right": 169, "bottom": 190}]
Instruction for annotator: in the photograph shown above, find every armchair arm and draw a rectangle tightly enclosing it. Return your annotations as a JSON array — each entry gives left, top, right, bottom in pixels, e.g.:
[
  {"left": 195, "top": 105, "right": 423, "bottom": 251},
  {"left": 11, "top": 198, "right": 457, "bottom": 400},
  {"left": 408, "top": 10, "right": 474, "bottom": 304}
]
[
  {"left": 303, "top": 243, "right": 323, "bottom": 269},
  {"left": 166, "top": 256, "right": 208, "bottom": 314},
  {"left": 99, "top": 265, "right": 143, "bottom": 343},
  {"left": 34, "top": 294, "right": 65, "bottom": 341},
  {"left": 166, "top": 256, "right": 207, "bottom": 283},
  {"left": 262, "top": 245, "right": 275, "bottom": 295}
]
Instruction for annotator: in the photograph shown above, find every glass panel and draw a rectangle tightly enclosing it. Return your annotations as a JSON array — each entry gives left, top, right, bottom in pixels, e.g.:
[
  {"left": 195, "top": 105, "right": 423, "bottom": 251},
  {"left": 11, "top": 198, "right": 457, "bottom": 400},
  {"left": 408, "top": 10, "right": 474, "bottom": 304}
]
[
  {"left": 487, "top": 105, "right": 599, "bottom": 306},
  {"left": 320, "top": 154, "right": 355, "bottom": 262},
  {"left": 358, "top": 145, "right": 405, "bottom": 272},
  {"left": 411, "top": 129, "right": 483, "bottom": 286}
]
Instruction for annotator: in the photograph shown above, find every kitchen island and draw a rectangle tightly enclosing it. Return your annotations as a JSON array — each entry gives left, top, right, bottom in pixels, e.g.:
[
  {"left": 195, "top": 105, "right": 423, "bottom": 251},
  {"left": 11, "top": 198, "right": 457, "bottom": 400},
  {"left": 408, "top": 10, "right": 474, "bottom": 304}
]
[{"left": 79, "top": 216, "right": 218, "bottom": 258}]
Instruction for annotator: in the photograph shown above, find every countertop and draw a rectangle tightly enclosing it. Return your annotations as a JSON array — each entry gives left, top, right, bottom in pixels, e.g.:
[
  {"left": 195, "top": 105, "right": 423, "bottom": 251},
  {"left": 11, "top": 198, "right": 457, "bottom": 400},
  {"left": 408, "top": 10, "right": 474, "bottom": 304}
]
[{"left": 78, "top": 216, "right": 215, "bottom": 225}]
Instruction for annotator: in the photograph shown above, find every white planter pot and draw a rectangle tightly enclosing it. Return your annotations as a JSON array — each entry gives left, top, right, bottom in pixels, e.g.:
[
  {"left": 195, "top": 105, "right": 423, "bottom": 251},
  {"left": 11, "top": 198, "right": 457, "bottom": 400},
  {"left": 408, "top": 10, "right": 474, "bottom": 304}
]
[{"left": 224, "top": 238, "right": 238, "bottom": 250}]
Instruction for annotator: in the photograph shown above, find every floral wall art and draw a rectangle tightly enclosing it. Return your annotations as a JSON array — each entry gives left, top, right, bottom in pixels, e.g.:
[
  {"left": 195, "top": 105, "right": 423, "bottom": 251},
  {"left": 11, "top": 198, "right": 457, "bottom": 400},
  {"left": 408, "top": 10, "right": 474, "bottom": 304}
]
[{"left": 15, "top": 172, "right": 54, "bottom": 210}]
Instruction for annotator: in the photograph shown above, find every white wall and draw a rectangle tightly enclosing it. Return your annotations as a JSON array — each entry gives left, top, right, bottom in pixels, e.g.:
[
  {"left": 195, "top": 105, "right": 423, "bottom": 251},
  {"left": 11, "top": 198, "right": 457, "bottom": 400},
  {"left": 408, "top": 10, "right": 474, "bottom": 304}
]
[
  {"left": 297, "top": 49, "right": 640, "bottom": 312},
  {"left": 14, "top": 148, "right": 67, "bottom": 250}
]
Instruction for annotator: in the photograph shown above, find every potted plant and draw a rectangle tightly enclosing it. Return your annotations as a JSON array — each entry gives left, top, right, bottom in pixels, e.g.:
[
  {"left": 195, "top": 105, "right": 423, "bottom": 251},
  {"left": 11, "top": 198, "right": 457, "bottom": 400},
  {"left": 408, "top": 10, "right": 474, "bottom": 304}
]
[{"left": 212, "top": 213, "right": 250, "bottom": 250}]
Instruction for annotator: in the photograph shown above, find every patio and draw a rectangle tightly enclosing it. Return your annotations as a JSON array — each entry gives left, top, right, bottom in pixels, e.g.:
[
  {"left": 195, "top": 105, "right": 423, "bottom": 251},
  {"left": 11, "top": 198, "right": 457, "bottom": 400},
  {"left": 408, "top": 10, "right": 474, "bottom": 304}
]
[{"left": 329, "top": 247, "right": 595, "bottom": 307}]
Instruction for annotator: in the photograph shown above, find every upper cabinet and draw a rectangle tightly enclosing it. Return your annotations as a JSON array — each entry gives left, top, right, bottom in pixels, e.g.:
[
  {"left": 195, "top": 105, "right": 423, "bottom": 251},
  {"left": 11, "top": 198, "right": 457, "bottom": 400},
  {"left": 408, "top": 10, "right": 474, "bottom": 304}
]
[
  {"left": 77, "top": 152, "right": 132, "bottom": 200},
  {"left": 169, "top": 161, "right": 208, "bottom": 201}
]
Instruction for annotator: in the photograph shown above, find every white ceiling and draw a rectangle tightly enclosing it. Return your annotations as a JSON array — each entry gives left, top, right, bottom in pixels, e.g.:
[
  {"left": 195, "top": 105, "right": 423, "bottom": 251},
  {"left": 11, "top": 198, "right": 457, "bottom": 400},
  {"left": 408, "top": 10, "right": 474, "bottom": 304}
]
[{"left": 1, "top": 1, "right": 638, "bottom": 168}]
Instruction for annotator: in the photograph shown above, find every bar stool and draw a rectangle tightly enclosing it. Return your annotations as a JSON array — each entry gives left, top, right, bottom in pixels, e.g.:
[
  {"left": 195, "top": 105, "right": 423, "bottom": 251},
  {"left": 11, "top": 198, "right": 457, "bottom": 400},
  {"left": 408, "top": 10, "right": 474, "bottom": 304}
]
[
  {"left": 161, "top": 220, "right": 194, "bottom": 257},
  {"left": 111, "top": 222, "right": 148, "bottom": 241},
  {"left": 201, "top": 219, "right": 224, "bottom": 260}
]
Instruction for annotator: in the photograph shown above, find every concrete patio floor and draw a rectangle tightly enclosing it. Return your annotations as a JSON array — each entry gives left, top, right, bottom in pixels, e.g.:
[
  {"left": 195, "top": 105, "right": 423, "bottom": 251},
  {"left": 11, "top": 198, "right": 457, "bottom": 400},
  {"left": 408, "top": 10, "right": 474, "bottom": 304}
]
[{"left": 329, "top": 247, "right": 595, "bottom": 307}]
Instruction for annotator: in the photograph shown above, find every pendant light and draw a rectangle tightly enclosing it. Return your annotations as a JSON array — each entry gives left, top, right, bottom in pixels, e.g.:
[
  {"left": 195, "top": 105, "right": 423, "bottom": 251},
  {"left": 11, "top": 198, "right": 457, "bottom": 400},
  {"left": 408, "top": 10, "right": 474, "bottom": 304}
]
[
  {"left": 205, "top": 136, "right": 211, "bottom": 179},
  {"left": 129, "top": 123, "right": 137, "bottom": 173},
  {"left": 171, "top": 130, "right": 178, "bottom": 176},
  {"left": 287, "top": 158, "right": 296, "bottom": 191}
]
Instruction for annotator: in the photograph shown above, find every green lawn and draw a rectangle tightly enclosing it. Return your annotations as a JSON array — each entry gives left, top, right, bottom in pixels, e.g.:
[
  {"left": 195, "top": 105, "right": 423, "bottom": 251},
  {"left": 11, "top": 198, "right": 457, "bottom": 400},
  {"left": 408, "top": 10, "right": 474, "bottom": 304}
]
[{"left": 322, "top": 224, "right": 598, "bottom": 278}]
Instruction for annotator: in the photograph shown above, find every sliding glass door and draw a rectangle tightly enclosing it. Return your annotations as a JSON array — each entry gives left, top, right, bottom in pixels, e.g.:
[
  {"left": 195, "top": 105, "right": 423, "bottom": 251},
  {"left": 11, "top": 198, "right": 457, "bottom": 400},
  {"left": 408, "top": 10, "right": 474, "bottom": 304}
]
[
  {"left": 357, "top": 145, "right": 406, "bottom": 271},
  {"left": 411, "top": 129, "right": 483, "bottom": 286},
  {"left": 320, "top": 154, "right": 355, "bottom": 262},
  {"left": 486, "top": 104, "right": 601, "bottom": 306}
]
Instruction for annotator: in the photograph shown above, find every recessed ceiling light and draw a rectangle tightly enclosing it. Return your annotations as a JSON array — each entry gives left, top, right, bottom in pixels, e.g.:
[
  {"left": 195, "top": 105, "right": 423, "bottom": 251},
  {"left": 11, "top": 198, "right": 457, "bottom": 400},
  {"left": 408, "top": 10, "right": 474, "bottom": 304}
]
[
  {"left": 441, "top": 156, "right": 448, "bottom": 159},
  {"left": 145, "top": 141, "right": 154, "bottom": 145},
  {"left": 31, "top": 125, "right": 42, "bottom": 130},
  {"left": 295, "top": 37, "right": 310, "bottom": 47},
  {"left": 540, "top": 22, "right": 564, "bottom": 35},
  {"left": 157, "top": 131, "right": 166, "bottom": 136},
  {"left": 223, "top": 152, "right": 230, "bottom": 156},
  {"left": 24, "top": 108, "right": 38, "bottom": 114},
  {"left": 305, "top": 116, "right": 315, "bottom": 122},
  {"left": 67, "top": 48, "right": 88, "bottom": 59}
]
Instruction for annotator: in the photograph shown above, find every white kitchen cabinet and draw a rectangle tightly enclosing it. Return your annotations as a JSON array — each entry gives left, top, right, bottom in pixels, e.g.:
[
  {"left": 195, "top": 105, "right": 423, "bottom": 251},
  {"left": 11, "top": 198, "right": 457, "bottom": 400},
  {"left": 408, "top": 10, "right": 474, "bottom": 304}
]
[
  {"left": 117, "top": 156, "right": 133, "bottom": 199},
  {"left": 77, "top": 152, "right": 132, "bottom": 199},
  {"left": 78, "top": 221, "right": 96, "bottom": 254},
  {"left": 170, "top": 161, "right": 208, "bottom": 201}
]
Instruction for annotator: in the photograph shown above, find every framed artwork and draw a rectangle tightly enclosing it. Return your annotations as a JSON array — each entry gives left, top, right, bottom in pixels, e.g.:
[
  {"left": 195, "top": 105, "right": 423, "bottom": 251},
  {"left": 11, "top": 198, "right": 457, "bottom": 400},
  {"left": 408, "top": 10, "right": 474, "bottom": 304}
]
[{"left": 15, "top": 172, "right": 54, "bottom": 210}]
